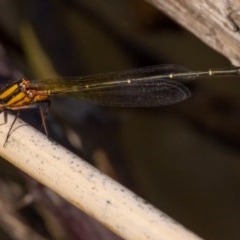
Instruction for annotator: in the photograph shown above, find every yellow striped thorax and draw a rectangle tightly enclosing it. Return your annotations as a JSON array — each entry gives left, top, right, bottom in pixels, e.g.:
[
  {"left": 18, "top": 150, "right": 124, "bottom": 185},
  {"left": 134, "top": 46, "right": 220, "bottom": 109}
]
[{"left": 0, "top": 78, "right": 49, "bottom": 111}]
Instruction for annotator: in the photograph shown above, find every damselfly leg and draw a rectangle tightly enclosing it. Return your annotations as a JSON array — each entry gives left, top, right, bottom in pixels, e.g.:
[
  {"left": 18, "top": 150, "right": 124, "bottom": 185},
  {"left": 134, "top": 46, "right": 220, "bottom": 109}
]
[{"left": 1, "top": 101, "right": 50, "bottom": 147}]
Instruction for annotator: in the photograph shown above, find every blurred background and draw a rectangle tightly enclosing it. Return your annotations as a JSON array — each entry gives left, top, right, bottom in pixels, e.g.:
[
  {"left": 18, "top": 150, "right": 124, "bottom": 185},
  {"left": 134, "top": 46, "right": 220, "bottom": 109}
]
[{"left": 0, "top": 0, "right": 239, "bottom": 239}]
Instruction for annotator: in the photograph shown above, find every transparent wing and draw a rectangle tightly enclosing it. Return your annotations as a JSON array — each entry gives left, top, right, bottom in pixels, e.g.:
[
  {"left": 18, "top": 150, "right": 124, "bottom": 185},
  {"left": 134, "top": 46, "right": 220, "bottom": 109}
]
[{"left": 30, "top": 64, "right": 192, "bottom": 107}]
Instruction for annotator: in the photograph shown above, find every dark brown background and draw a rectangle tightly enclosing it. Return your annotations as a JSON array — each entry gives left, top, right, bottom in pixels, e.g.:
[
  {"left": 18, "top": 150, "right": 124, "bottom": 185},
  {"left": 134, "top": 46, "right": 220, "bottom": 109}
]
[{"left": 0, "top": 1, "right": 239, "bottom": 240}]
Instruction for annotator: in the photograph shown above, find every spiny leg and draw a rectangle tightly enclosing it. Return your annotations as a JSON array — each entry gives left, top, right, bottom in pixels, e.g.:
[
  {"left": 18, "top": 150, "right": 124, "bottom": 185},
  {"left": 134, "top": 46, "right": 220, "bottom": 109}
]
[
  {"left": 2, "top": 105, "right": 39, "bottom": 147},
  {"left": 3, "top": 111, "right": 7, "bottom": 125},
  {"left": 0, "top": 110, "right": 8, "bottom": 126},
  {"left": 2, "top": 101, "right": 51, "bottom": 146},
  {"left": 3, "top": 111, "right": 19, "bottom": 147},
  {"left": 38, "top": 100, "right": 51, "bottom": 137}
]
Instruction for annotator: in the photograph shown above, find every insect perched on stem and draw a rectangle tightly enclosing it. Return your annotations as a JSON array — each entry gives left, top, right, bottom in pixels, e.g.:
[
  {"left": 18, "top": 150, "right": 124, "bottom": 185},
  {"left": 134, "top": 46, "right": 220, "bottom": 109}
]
[{"left": 0, "top": 64, "right": 240, "bottom": 145}]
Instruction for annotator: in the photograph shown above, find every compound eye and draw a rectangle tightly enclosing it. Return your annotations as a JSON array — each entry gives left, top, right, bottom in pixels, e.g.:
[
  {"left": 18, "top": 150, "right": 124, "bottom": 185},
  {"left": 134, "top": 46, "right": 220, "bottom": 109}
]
[
  {"left": 19, "top": 83, "right": 26, "bottom": 91},
  {"left": 19, "top": 79, "right": 30, "bottom": 93},
  {"left": 26, "top": 90, "right": 34, "bottom": 98}
]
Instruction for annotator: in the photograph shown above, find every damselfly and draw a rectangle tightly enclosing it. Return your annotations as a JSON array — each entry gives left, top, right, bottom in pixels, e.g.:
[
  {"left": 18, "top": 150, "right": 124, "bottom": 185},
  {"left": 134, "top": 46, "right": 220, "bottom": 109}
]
[{"left": 0, "top": 64, "right": 240, "bottom": 145}]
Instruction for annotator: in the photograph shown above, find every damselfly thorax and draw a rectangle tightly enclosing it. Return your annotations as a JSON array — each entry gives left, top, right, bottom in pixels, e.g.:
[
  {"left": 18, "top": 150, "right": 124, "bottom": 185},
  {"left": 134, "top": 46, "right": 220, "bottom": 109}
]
[{"left": 0, "top": 78, "right": 50, "bottom": 146}]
